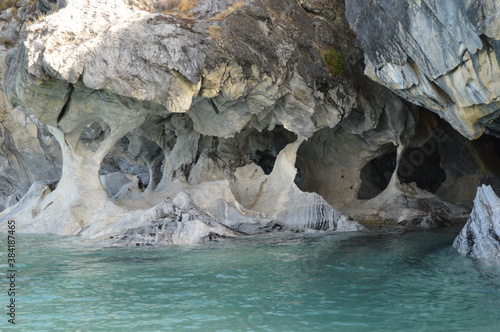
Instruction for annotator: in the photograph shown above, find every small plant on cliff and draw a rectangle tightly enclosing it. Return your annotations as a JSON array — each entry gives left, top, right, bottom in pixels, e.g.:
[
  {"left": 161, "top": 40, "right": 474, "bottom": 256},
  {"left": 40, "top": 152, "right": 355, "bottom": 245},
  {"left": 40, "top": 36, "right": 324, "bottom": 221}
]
[{"left": 321, "top": 47, "right": 345, "bottom": 76}]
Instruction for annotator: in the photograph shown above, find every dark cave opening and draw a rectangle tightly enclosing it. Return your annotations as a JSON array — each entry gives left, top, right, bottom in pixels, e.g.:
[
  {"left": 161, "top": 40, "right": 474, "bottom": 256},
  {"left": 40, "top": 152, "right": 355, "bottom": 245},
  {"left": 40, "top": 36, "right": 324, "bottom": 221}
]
[
  {"left": 489, "top": 134, "right": 500, "bottom": 157},
  {"left": 248, "top": 125, "right": 297, "bottom": 175},
  {"left": 252, "top": 151, "right": 275, "bottom": 175},
  {"left": 477, "top": 130, "right": 500, "bottom": 164},
  {"left": 358, "top": 126, "right": 449, "bottom": 200},
  {"left": 397, "top": 141, "right": 446, "bottom": 193},
  {"left": 472, "top": 132, "right": 500, "bottom": 195},
  {"left": 358, "top": 150, "right": 397, "bottom": 199}
]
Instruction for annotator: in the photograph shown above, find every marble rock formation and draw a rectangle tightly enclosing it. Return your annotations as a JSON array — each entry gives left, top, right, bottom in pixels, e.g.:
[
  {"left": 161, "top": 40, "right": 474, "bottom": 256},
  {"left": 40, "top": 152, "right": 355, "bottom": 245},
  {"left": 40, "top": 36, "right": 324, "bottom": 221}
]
[
  {"left": 346, "top": 0, "right": 500, "bottom": 256},
  {"left": 453, "top": 185, "right": 500, "bottom": 260},
  {"left": 0, "top": 0, "right": 499, "bottom": 244},
  {"left": 346, "top": 0, "right": 500, "bottom": 140},
  {"left": 0, "top": 0, "right": 369, "bottom": 244}
]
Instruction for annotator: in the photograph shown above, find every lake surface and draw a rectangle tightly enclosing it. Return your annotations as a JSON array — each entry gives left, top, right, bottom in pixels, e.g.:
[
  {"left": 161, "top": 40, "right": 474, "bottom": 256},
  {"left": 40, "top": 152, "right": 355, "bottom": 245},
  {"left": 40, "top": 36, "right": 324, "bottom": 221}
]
[{"left": 1, "top": 227, "right": 499, "bottom": 331}]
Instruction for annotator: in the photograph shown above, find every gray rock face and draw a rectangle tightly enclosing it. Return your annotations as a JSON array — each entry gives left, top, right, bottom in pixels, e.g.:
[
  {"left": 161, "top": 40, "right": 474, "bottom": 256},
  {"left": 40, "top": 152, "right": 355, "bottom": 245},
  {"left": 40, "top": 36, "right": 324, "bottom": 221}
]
[
  {"left": 37, "top": 0, "right": 67, "bottom": 14},
  {"left": 346, "top": 0, "right": 500, "bottom": 139},
  {"left": 0, "top": 0, "right": 369, "bottom": 242},
  {"left": 0, "top": 0, "right": 499, "bottom": 244},
  {"left": 298, "top": 0, "right": 340, "bottom": 21},
  {"left": 98, "top": 192, "right": 243, "bottom": 246},
  {"left": 0, "top": 104, "right": 62, "bottom": 211},
  {"left": 453, "top": 185, "right": 500, "bottom": 260}
]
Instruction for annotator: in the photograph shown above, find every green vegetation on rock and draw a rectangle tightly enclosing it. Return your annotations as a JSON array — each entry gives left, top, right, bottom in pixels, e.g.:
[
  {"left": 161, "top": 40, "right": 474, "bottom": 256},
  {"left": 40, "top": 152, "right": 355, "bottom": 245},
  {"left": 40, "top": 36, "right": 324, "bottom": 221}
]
[{"left": 322, "top": 47, "right": 345, "bottom": 76}]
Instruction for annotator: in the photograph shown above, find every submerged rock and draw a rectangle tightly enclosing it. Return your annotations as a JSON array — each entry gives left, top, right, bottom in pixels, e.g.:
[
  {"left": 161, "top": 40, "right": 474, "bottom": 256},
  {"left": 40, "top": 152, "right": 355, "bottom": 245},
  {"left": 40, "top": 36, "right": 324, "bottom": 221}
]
[
  {"left": 96, "top": 192, "right": 243, "bottom": 246},
  {"left": 453, "top": 185, "right": 500, "bottom": 260}
]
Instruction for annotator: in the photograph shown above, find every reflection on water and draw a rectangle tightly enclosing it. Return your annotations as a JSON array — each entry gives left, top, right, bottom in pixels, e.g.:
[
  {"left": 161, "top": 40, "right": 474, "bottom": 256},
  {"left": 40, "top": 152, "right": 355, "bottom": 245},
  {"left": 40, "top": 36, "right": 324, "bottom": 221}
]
[{"left": 1, "top": 228, "right": 499, "bottom": 331}]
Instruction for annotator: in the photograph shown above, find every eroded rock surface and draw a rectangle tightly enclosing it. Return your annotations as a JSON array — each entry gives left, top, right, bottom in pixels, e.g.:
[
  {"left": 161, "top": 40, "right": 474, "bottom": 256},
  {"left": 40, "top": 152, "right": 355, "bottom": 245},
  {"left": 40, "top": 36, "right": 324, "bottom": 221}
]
[
  {"left": 453, "top": 185, "right": 500, "bottom": 260},
  {"left": 0, "top": 0, "right": 499, "bottom": 244},
  {"left": 346, "top": 0, "right": 500, "bottom": 139},
  {"left": 0, "top": 0, "right": 369, "bottom": 243}
]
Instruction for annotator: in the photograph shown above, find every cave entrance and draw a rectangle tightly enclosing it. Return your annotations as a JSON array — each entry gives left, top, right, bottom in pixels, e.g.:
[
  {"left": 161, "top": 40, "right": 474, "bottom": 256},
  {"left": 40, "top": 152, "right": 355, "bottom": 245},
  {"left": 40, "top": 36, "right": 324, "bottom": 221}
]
[
  {"left": 358, "top": 150, "right": 397, "bottom": 199},
  {"left": 99, "top": 134, "right": 165, "bottom": 199},
  {"left": 358, "top": 129, "right": 448, "bottom": 199},
  {"left": 397, "top": 138, "right": 446, "bottom": 194},
  {"left": 472, "top": 132, "right": 500, "bottom": 195},
  {"left": 248, "top": 125, "right": 297, "bottom": 175}
]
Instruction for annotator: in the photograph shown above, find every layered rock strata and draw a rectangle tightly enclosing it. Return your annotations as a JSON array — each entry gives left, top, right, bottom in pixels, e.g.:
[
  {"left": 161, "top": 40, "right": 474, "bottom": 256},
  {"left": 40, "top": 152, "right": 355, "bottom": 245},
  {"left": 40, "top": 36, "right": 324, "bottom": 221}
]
[
  {"left": 453, "top": 185, "right": 500, "bottom": 260},
  {"left": 346, "top": 0, "right": 500, "bottom": 140},
  {"left": 345, "top": 0, "right": 500, "bottom": 256}
]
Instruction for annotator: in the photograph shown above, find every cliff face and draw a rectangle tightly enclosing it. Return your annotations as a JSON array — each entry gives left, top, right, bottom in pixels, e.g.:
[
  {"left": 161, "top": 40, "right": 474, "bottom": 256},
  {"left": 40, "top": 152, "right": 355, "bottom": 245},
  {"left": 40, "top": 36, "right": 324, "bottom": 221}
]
[
  {"left": 345, "top": 0, "right": 500, "bottom": 258},
  {"left": 0, "top": 0, "right": 500, "bottom": 245},
  {"left": 346, "top": 0, "right": 500, "bottom": 140}
]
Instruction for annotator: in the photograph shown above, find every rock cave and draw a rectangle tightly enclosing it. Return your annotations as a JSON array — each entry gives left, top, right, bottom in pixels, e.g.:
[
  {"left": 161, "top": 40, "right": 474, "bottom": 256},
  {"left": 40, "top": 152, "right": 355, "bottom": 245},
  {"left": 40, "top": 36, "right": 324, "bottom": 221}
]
[{"left": 0, "top": 0, "right": 499, "bottom": 259}]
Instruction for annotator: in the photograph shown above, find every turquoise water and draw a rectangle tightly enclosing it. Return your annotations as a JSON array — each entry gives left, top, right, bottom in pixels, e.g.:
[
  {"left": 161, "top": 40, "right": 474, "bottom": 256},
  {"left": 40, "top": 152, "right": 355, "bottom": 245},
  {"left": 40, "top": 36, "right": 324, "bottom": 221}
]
[{"left": 1, "top": 228, "right": 500, "bottom": 331}]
